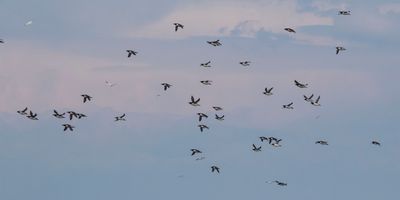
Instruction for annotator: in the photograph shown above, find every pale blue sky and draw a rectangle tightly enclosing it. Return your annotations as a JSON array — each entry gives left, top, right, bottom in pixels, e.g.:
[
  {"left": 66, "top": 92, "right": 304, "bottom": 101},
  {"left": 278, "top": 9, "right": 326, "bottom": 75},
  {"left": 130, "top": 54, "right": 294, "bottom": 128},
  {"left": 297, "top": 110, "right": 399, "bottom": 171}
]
[{"left": 0, "top": 0, "right": 399, "bottom": 200}]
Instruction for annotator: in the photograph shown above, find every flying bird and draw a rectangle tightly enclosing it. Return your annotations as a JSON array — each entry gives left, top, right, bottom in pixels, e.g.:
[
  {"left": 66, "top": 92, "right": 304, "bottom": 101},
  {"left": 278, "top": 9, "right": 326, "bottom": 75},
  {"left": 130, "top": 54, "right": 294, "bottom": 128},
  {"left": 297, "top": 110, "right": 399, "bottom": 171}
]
[
  {"left": 200, "top": 61, "right": 211, "bottom": 68},
  {"left": 198, "top": 124, "right": 209, "bottom": 132},
  {"left": 284, "top": 28, "right": 296, "bottom": 33},
  {"left": 213, "top": 106, "right": 223, "bottom": 111},
  {"left": 17, "top": 107, "right": 28, "bottom": 115},
  {"left": 190, "top": 149, "right": 202, "bottom": 156},
  {"left": 81, "top": 94, "right": 92, "bottom": 103},
  {"left": 304, "top": 94, "right": 314, "bottom": 102},
  {"left": 53, "top": 110, "right": 65, "bottom": 119},
  {"left": 215, "top": 114, "right": 224, "bottom": 121},
  {"left": 294, "top": 80, "right": 308, "bottom": 88},
  {"left": 283, "top": 102, "right": 294, "bottom": 109},
  {"left": 115, "top": 113, "right": 126, "bottom": 121},
  {"left": 0, "top": 39, "right": 3, "bottom": 43},
  {"left": 269, "top": 137, "right": 282, "bottom": 145},
  {"left": 126, "top": 50, "right": 138, "bottom": 57},
  {"left": 189, "top": 96, "right": 200, "bottom": 106},
  {"left": 260, "top": 136, "right": 269, "bottom": 142},
  {"left": 173, "top": 23, "right": 184, "bottom": 32},
  {"left": 267, "top": 180, "right": 287, "bottom": 186},
  {"left": 336, "top": 46, "right": 346, "bottom": 55},
  {"left": 105, "top": 81, "right": 116, "bottom": 87},
  {"left": 315, "top": 140, "right": 328, "bottom": 145},
  {"left": 239, "top": 61, "right": 251, "bottom": 66},
  {"left": 371, "top": 141, "right": 381, "bottom": 146},
  {"left": 211, "top": 166, "right": 220, "bottom": 173},
  {"left": 263, "top": 87, "right": 273, "bottom": 96},
  {"left": 338, "top": 10, "right": 351, "bottom": 15},
  {"left": 76, "top": 113, "right": 86, "bottom": 119},
  {"left": 197, "top": 113, "right": 208, "bottom": 122},
  {"left": 207, "top": 40, "right": 222, "bottom": 46},
  {"left": 67, "top": 111, "right": 86, "bottom": 120},
  {"left": 62, "top": 124, "right": 75, "bottom": 131},
  {"left": 252, "top": 144, "right": 262, "bottom": 152},
  {"left": 161, "top": 83, "right": 172, "bottom": 91},
  {"left": 27, "top": 111, "right": 38, "bottom": 120},
  {"left": 67, "top": 111, "right": 77, "bottom": 120},
  {"left": 311, "top": 96, "right": 321, "bottom": 106},
  {"left": 200, "top": 80, "right": 212, "bottom": 85}
]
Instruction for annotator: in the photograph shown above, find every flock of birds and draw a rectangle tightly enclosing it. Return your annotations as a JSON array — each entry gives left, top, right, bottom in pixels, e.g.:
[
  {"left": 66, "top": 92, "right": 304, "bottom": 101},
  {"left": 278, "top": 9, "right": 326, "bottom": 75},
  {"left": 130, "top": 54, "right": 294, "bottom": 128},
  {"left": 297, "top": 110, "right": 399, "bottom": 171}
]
[{"left": 3, "top": 9, "right": 382, "bottom": 187}]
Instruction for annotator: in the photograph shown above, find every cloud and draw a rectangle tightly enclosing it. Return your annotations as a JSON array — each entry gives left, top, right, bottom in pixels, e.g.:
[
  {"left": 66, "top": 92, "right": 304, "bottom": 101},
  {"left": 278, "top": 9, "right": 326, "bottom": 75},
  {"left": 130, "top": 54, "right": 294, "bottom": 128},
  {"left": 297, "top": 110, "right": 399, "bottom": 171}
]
[
  {"left": 127, "top": 0, "right": 334, "bottom": 43},
  {"left": 378, "top": 3, "right": 400, "bottom": 15}
]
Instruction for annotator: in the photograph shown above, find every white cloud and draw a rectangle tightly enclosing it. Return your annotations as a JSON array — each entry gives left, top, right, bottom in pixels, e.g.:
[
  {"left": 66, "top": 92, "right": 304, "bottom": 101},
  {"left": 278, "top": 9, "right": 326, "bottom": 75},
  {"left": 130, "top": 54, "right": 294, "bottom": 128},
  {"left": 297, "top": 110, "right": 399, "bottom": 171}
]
[
  {"left": 127, "top": 0, "right": 334, "bottom": 44},
  {"left": 378, "top": 3, "right": 400, "bottom": 15}
]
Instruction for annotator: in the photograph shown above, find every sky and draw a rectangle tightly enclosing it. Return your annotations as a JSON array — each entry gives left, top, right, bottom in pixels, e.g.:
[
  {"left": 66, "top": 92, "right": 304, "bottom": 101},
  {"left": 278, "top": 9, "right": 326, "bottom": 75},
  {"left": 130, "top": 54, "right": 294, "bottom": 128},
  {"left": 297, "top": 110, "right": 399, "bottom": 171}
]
[{"left": 0, "top": 0, "right": 399, "bottom": 199}]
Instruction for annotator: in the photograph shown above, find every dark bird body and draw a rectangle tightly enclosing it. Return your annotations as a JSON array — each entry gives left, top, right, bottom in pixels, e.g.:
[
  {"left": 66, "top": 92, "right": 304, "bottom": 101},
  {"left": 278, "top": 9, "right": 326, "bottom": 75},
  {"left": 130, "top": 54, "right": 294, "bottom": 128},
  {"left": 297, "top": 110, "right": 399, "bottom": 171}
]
[
  {"left": 126, "top": 50, "right": 138, "bottom": 57},
  {"left": 207, "top": 40, "right": 222, "bottom": 46},
  {"left": 115, "top": 113, "right": 126, "bottom": 121},
  {"left": 284, "top": 28, "right": 296, "bottom": 33},
  {"left": 189, "top": 96, "right": 200, "bottom": 106},
  {"left": 62, "top": 124, "right": 75, "bottom": 131},
  {"left": 263, "top": 87, "right": 273, "bottom": 96},
  {"left": 17, "top": 107, "right": 28, "bottom": 115},
  {"left": 215, "top": 114, "right": 224, "bottom": 121},
  {"left": 283, "top": 102, "right": 294, "bottom": 109},
  {"left": 294, "top": 80, "right": 308, "bottom": 88},
  {"left": 211, "top": 166, "right": 220, "bottom": 173},
  {"left": 315, "top": 140, "right": 328, "bottom": 145},
  {"left": 53, "top": 110, "right": 65, "bottom": 119},
  {"left": 190, "top": 149, "right": 202, "bottom": 156},
  {"left": 161, "top": 83, "right": 172, "bottom": 91},
  {"left": 197, "top": 113, "right": 208, "bottom": 122},
  {"left": 173, "top": 23, "right": 184, "bottom": 32},
  {"left": 81, "top": 94, "right": 92, "bottom": 103}
]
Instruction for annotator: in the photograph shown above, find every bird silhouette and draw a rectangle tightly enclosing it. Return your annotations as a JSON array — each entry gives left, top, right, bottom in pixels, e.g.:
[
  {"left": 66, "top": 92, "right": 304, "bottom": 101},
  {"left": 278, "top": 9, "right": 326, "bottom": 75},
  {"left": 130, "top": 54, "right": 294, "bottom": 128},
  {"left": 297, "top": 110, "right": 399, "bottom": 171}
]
[
  {"left": 197, "top": 113, "right": 208, "bottom": 122},
  {"left": 115, "top": 114, "right": 126, "bottom": 121},
  {"left": 126, "top": 50, "right": 138, "bottom": 57},
  {"left": 315, "top": 140, "right": 328, "bottom": 145},
  {"left": 283, "top": 102, "right": 294, "bottom": 109},
  {"left": 211, "top": 166, "right": 220, "bottom": 173},
  {"left": 17, "top": 107, "right": 28, "bottom": 115},
  {"left": 62, "top": 124, "right": 75, "bottom": 131},
  {"left": 161, "top": 83, "right": 172, "bottom": 91},
  {"left": 336, "top": 46, "right": 346, "bottom": 55},
  {"left": 207, "top": 40, "right": 221, "bottom": 46},
  {"left": 198, "top": 124, "right": 209, "bottom": 132},
  {"left": 252, "top": 144, "right": 262, "bottom": 152},
  {"left": 173, "top": 23, "right": 184, "bottom": 32},
  {"left": 215, "top": 114, "right": 224, "bottom": 121},
  {"left": 190, "top": 149, "right": 202, "bottom": 156},
  {"left": 372, "top": 141, "right": 381, "bottom": 146},
  {"left": 53, "top": 110, "right": 65, "bottom": 119},
  {"left": 27, "top": 111, "right": 38, "bottom": 120},
  {"left": 294, "top": 80, "right": 308, "bottom": 88},
  {"left": 263, "top": 87, "right": 273, "bottom": 96},
  {"left": 189, "top": 96, "right": 200, "bottom": 106},
  {"left": 284, "top": 27, "right": 296, "bottom": 33},
  {"left": 81, "top": 94, "right": 92, "bottom": 103}
]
